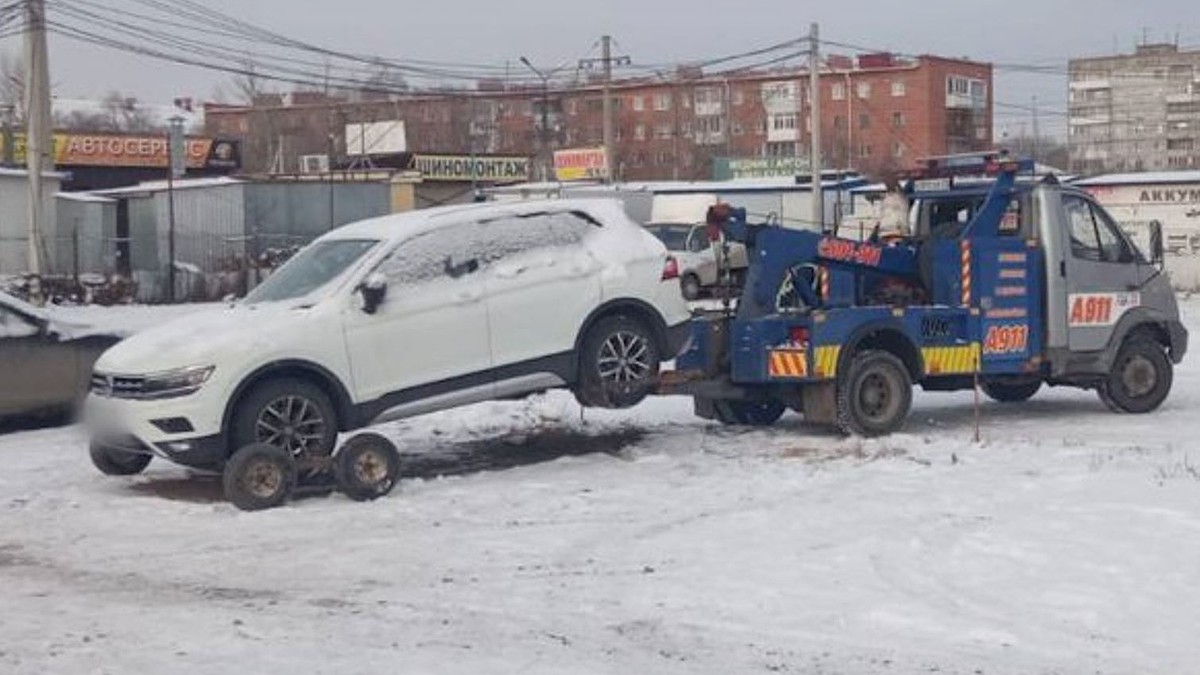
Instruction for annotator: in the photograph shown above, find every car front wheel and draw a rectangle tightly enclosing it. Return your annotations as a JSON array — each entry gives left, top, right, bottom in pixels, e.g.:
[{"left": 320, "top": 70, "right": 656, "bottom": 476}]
[
  {"left": 230, "top": 378, "right": 338, "bottom": 460},
  {"left": 575, "top": 315, "right": 661, "bottom": 409},
  {"left": 89, "top": 442, "right": 152, "bottom": 476}
]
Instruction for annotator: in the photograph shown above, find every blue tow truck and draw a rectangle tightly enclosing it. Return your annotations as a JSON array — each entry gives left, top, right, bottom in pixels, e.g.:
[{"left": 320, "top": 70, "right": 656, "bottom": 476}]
[{"left": 659, "top": 152, "right": 1187, "bottom": 435}]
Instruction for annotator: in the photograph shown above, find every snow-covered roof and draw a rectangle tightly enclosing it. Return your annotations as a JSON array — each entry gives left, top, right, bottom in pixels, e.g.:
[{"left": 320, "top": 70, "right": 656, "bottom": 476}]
[
  {"left": 0, "top": 167, "right": 70, "bottom": 180},
  {"left": 1073, "top": 171, "right": 1200, "bottom": 187},
  {"left": 57, "top": 192, "right": 116, "bottom": 203},
  {"left": 92, "top": 176, "right": 244, "bottom": 197}
]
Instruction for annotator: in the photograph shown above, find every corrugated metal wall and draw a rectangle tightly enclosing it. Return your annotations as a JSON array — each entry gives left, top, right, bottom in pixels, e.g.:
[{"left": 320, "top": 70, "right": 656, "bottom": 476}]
[
  {"left": 52, "top": 197, "right": 117, "bottom": 276},
  {"left": 244, "top": 182, "right": 391, "bottom": 254},
  {"left": 0, "top": 175, "right": 61, "bottom": 276}
]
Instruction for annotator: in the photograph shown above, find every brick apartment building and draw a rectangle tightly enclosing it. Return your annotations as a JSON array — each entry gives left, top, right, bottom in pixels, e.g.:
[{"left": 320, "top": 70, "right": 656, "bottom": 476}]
[{"left": 206, "top": 53, "right": 992, "bottom": 182}]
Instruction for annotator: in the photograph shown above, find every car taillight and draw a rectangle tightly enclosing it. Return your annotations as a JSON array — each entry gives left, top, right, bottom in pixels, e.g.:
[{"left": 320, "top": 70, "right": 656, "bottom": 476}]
[
  {"left": 789, "top": 327, "right": 810, "bottom": 346},
  {"left": 662, "top": 256, "right": 680, "bottom": 281}
]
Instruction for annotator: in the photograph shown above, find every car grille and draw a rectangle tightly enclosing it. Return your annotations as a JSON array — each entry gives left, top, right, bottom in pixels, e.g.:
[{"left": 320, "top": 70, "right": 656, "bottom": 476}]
[{"left": 90, "top": 373, "right": 147, "bottom": 399}]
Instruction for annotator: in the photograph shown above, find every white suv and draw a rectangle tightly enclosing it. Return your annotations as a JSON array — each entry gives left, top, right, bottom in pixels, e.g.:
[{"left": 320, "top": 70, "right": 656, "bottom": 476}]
[{"left": 85, "top": 199, "right": 690, "bottom": 475}]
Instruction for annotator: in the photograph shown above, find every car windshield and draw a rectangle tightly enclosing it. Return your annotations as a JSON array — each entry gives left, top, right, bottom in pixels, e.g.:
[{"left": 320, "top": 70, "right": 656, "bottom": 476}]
[{"left": 244, "top": 239, "right": 379, "bottom": 304}]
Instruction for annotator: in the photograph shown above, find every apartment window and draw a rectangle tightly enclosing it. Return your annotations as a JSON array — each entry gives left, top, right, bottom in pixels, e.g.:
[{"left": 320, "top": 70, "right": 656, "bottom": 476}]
[
  {"left": 634, "top": 124, "right": 646, "bottom": 141},
  {"left": 680, "top": 121, "right": 692, "bottom": 137},
  {"left": 654, "top": 124, "right": 672, "bottom": 139},
  {"left": 772, "top": 113, "right": 798, "bottom": 130},
  {"left": 654, "top": 93, "right": 671, "bottom": 111},
  {"left": 892, "top": 141, "right": 906, "bottom": 158},
  {"left": 832, "top": 82, "right": 845, "bottom": 101},
  {"left": 762, "top": 82, "right": 796, "bottom": 103},
  {"left": 891, "top": 112, "right": 906, "bottom": 128},
  {"left": 859, "top": 144, "right": 873, "bottom": 158},
  {"left": 656, "top": 151, "right": 673, "bottom": 167},
  {"left": 566, "top": 100, "right": 577, "bottom": 115},
  {"left": 891, "top": 81, "right": 906, "bottom": 97},
  {"left": 766, "top": 141, "right": 797, "bottom": 157},
  {"left": 632, "top": 96, "right": 645, "bottom": 112},
  {"left": 697, "top": 116, "right": 723, "bottom": 134},
  {"left": 586, "top": 98, "right": 603, "bottom": 113},
  {"left": 733, "top": 90, "right": 745, "bottom": 106},
  {"left": 859, "top": 113, "right": 871, "bottom": 130},
  {"left": 630, "top": 152, "right": 644, "bottom": 167},
  {"left": 856, "top": 82, "right": 872, "bottom": 99}
]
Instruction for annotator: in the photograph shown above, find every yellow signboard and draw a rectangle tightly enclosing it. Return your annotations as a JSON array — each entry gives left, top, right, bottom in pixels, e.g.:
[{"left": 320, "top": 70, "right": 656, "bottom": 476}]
[
  {"left": 412, "top": 154, "right": 530, "bottom": 182},
  {"left": 553, "top": 147, "right": 609, "bottom": 182}
]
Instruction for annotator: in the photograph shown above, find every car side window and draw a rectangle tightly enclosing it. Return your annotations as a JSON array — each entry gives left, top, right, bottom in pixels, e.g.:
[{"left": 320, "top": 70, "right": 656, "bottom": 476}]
[
  {"left": 543, "top": 212, "right": 596, "bottom": 247},
  {"left": 0, "top": 306, "right": 38, "bottom": 339},
  {"left": 475, "top": 211, "right": 596, "bottom": 266},
  {"left": 1064, "top": 195, "right": 1132, "bottom": 263},
  {"left": 377, "top": 223, "right": 480, "bottom": 287},
  {"left": 1064, "top": 195, "right": 1104, "bottom": 262},
  {"left": 1088, "top": 203, "right": 1134, "bottom": 263}
]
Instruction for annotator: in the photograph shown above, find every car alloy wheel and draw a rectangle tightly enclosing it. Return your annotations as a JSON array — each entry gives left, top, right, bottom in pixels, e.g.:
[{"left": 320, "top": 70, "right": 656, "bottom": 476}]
[
  {"left": 255, "top": 395, "right": 327, "bottom": 456},
  {"left": 597, "top": 331, "right": 653, "bottom": 385}
]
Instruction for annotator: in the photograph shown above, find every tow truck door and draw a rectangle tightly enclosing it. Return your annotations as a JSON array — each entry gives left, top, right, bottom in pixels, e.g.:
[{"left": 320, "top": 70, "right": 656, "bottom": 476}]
[{"left": 1059, "top": 193, "right": 1142, "bottom": 353}]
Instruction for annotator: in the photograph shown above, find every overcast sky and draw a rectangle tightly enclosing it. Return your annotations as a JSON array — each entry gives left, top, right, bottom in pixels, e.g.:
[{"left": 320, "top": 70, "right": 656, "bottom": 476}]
[{"left": 7, "top": 0, "right": 1198, "bottom": 139}]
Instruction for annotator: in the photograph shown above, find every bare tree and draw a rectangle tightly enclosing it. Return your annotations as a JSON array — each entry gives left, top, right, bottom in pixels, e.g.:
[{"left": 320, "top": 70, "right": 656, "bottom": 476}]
[
  {"left": 229, "top": 61, "right": 270, "bottom": 105},
  {"left": 0, "top": 50, "right": 26, "bottom": 122},
  {"left": 53, "top": 91, "right": 160, "bottom": 132}
]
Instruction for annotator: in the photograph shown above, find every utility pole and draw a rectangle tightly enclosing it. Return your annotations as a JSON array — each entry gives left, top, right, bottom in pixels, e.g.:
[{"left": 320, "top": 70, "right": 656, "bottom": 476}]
[
  {"left": 580, "top": 36, "right": 630, "bottom": 183},
  {"left": 809, "top": 22, "right": 823, "bottom": 231},
  {"left": 24, "top": 0, "right": 53, "bottom": 281},
  {"left": 601, "top": 36, "right": 614, "bottom": 182},
  {"left": 1031, "top": 95, "right": 1041, "bottom": 166},
  {"left": 167, "top": 116, "right": 185, "bottom": 303},
  {"left": 520, "top": 56, "right": 553, "bottom": 182}
]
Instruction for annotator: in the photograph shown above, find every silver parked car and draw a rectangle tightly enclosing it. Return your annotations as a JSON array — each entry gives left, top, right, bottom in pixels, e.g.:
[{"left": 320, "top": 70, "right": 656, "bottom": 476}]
[{"left": 0, "top": 291, "right": 121, "bottom": 423}]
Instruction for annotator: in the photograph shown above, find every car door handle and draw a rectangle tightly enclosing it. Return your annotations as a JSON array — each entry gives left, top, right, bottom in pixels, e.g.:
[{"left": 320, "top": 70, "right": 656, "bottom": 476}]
[
  {"left": 454, "top": 288, "right": 483, "bottom": 304},
  {"left": 493, "top": 264, "right": 527, "bottom": 279}
]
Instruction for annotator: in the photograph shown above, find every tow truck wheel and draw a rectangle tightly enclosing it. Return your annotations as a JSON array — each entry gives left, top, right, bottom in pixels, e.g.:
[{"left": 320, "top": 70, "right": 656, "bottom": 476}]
[
  {"left": 836, "top": 350, "right": 912, "bottom": 437},
  {"left": 713, "top": 400, "right": 786, "bottom": 426},
  {"left": 336, "top": 433, "right": 402, "bottom": 502},
  {"left": 1098, "top": 337, "right": 1172, "bottom": 414},
  {"left": 223, "top": 443, "right": 296, "bottom": 512},
  {"left": 89, "top": 442, "right": 152, "bottom": 476},
  {"left": 981, "top": 380, "right": 1041, "bottom": 403}
]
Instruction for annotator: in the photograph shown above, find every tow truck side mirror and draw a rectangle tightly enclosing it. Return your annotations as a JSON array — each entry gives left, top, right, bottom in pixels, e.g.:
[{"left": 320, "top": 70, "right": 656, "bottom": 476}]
[
  {"left": 359, "top": 272, "right": 388, "bottom": 314},
  {"left": 1149, "top": 220, "right": 1165, "bottom": 266}
]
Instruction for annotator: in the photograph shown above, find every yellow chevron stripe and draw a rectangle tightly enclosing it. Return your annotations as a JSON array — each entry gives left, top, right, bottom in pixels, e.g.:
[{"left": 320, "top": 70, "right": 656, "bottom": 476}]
[
  {"left": 922, "top": 344, "right": 982, "bottom": 375},
  {"left": 768, "top": 350, "right": 808, "bottom": 378},
  {"left": 814, "top": 345, "right": 840, "bottom": 379}
]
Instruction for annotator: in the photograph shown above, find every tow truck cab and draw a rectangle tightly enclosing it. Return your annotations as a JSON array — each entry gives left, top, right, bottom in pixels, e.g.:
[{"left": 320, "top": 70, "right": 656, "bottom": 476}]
[{"left": 909, "top": 176, "right": 1186, "bottom": 382}]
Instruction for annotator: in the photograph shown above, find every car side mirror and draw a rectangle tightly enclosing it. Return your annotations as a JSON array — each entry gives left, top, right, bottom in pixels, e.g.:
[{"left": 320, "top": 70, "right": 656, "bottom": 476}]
[
  {"left": 1149, "top": 219, "right": 1165, "bottom": 266},
  {"left": 359, "top": 272, "right": 388, "bottom": 314}
]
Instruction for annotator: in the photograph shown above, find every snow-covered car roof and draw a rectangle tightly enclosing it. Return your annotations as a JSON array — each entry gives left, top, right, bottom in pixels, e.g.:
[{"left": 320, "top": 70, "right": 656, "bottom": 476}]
[
  {"left": 324, "top": 198, "right": 633, "bottom": 243},
  {"left": 0, "top": 290, "right": 127, "bottom": 340}
]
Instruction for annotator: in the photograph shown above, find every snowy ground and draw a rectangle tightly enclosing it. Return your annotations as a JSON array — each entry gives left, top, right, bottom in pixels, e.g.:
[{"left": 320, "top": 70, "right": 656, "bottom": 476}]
[{"left": 3, "top": 304, "right": 1200, "bottom": 674}]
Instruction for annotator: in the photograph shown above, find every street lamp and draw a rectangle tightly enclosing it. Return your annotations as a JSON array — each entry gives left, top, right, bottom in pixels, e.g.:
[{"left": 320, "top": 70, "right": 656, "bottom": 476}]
[
  {"left": 520, "top": 56, "right": 553, "bottom": 182},
  {"left": 166, "top": 114, "right": 185, "bottom": 303}
]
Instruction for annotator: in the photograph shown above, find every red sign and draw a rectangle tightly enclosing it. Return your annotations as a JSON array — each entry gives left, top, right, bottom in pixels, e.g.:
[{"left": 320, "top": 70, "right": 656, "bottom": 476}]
[
  {"left": 984, "top": 324, "right": 1029, "bottom": 354},
  {"left": 817, "top": 237, "right": 882, "bottom": 267}
]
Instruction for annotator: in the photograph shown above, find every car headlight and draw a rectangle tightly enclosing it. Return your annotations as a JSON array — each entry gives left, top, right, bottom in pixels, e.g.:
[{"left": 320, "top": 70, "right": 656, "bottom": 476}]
[{"left": 92, "top": 365, "right": 215, "bottom": 400}]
